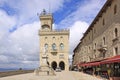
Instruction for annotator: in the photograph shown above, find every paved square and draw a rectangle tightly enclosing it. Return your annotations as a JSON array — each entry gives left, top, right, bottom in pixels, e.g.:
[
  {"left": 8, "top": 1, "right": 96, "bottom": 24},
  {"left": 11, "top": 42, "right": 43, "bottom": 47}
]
[{"left": 0, "top": 71, "right": 104, "bottom": 80}]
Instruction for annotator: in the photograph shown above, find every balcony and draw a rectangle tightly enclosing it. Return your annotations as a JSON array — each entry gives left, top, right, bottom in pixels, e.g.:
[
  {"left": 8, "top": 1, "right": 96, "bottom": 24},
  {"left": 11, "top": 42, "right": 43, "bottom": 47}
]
[
  {"left": 112, "top": 37, "right": 119, "bottom": 45},
  {"left": 93, "top": 48, "right": 96, "bottom": 53},
  {"left": 51, "top": 49, "right": 57, "bottom": 55},
  {"left": 97, "top": 44, "right": 107, "bottom": 52}
]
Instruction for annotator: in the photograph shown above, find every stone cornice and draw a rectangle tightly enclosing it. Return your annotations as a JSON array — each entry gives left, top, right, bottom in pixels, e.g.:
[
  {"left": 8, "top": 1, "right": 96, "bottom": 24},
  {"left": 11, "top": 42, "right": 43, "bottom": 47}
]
[{"left": 39, "top": 30, "right": 69, "bottom": 36}]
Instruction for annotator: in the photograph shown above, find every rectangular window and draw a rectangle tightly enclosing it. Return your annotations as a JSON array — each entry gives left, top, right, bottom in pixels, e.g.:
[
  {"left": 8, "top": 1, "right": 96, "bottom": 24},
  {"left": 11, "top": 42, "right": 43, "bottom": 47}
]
[
  {"left": 59, "top": 54, "right": 64, "bottom": 59},
  {"left": 88, "top": 47, "right": 90, "bottom": 53},
  {"left": 89, "top": 36, "right": 90, "bottom": 40},
  {"left": 114, "top": 47, "right": 118, "bottom": 55},
  {"left": 115, "top": 28, "right": 118, "bottom": 38},
  {"left": 103, "top": 37, "right": 106, "bottom": 45},
  {"left": 114, "top": 5, "right": 117, "bottom": 15},
  {"left": 103, "top": 19, "right": 105, "bottom": 26},
  {"left": 94, "top": 28, "right": 96, "bottom": 34}
]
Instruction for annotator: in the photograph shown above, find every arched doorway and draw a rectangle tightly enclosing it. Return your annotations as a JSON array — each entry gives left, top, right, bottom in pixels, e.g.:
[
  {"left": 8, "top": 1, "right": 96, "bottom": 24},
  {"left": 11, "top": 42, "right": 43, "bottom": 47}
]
[
  {"left": 59, "top": 61, "right": 65, "bottom": 70},
  {"left": 51, "top": 61, "right": 57, "bottom": 70}
]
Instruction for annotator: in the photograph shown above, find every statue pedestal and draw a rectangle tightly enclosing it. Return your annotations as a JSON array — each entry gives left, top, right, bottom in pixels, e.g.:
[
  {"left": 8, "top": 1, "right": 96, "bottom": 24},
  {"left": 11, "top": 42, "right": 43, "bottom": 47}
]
[
  {"left": 41, "top": 54, "right": 48, "bottom": 66},
  {"left": 34, "top": 54, "right": 55, "bottom": 76}
]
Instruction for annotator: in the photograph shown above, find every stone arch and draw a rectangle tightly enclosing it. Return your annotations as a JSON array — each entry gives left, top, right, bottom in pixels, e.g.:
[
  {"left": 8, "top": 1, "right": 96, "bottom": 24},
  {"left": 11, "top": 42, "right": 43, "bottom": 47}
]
[
  {"left": 51, "top": 61, "right": 57, "bottom": 70},
  {"left": 59, "top": 61, "right": 65, "bottom": 70},
  {"left": 42, "top": 24, "right": 50, "bottom": 28}
]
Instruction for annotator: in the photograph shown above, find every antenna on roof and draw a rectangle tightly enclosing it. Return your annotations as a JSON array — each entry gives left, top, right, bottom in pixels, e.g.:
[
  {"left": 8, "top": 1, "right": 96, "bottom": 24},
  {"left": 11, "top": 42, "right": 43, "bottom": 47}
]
[
  {"left": 48, "top": 1, "right": 51, "bottom": 13},
  {"left": 37, "top": 13, "right": 40, "bottom": 16}
]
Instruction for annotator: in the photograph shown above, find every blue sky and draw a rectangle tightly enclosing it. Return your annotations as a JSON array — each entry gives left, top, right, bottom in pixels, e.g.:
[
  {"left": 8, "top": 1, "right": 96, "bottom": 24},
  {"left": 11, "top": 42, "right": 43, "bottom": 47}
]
[
  {"left": 0, "top": 0, "right": 106, "bottom": 69},
  {"left": 53, "top": 0, "right": 81, "bottom": 24}
]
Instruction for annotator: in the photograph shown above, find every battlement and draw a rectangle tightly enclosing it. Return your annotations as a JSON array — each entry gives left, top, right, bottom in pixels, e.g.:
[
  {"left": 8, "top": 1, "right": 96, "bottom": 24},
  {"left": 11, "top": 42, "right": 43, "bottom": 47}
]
[
  {"left": 39, "top": 29, "right": 69, "bottom": 32},
  {"left": 39, "top": 29, "right": 69, "bottom": 36}
]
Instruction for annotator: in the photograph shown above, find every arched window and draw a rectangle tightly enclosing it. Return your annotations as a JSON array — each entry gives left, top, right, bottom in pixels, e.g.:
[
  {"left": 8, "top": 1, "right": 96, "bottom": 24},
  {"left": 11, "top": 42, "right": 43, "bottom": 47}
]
[
  {"left": 114, "top": 5, "right": 117, "bottom": 14},
  {"left": 115, "top": 28, "right": 118, "bottom": 38},
  {"left": 103, "top": 37, "right": 106, "bottom": 45},
  {"left": 52, "top": 43, "right": 56, "bottom": 50},
  {"left": 44, "top": 43, "right": 48, "bottom": 50},
  {"left": 114, "top": 47, "right": 118, "bottom": 55},
  {"left": 95, "top": 43, "right": 96, "bottom": 49},
  {"left": 103, "top": 19, "right": 105, "bottom": 26},
  {"left": 88, "top": 46, "right": 90, "bottom": 53},
  {"left": 60, "top": 43, "right": 64, "bottom": 50},
  {"left": 42, "top": 25, "right": 50, "bottom": 30}
]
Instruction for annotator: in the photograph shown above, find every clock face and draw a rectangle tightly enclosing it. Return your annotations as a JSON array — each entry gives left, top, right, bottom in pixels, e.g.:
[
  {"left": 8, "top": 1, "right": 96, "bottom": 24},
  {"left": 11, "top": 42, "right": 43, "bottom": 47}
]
[{"left": 42, "top": 25, "right": 50, "bottom": 30}]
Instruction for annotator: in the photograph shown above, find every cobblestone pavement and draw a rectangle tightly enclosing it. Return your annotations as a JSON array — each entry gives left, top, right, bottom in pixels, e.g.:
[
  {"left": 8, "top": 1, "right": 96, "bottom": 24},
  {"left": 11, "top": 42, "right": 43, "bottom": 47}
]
[{"left": 0, "top": 71, "right": 104, "bottom": 80}]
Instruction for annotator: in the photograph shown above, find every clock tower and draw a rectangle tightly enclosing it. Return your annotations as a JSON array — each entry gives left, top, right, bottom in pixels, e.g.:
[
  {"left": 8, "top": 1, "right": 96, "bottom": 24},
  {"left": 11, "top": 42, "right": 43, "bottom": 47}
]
[
  {"left": 40, "top": 9, "right": 53, "bottom": 31},
  {"left": 39, "top": 10, "right": 69, "bottom": 71}
]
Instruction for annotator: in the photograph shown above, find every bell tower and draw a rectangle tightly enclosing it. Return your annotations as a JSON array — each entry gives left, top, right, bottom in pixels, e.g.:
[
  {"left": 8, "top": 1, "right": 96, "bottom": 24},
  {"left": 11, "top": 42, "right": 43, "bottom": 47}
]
[
  {"left": 39, "top": 9, "right": 69, "bottom": 71},
  {"left": 40, "top": 9, "right": 53, "bottom": 31}
]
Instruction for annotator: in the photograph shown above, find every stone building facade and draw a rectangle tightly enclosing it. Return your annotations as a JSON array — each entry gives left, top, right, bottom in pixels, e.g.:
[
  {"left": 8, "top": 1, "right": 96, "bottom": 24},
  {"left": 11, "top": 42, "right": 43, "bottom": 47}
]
[
  {"left": 39, "top": 10, "right": 69, "bottom": 71},
  {"left": 73, "top": 0, "right": 120, "bottom": 65}
]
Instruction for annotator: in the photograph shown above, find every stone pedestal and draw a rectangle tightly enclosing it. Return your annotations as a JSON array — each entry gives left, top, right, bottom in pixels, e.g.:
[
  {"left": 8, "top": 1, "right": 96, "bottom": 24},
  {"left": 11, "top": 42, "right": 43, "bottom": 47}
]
[
  {"left": 34, "top": 66, "right": 55, "bottom": 76},
  {"left": 34, "top": 53, "right": 55, "bottom": 76}
]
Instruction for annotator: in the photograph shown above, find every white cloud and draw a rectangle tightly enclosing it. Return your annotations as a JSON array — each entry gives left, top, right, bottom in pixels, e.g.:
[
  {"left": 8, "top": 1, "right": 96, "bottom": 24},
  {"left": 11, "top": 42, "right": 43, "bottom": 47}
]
[
  {"left": 58, "top": 0, "right": 106, "bottom": 28},
  {"left": 10, "top": 21, "right": 40, "bottom": 67},
  {"left": 0, "top": 9, "right": 16, "bottom": 40},
  {"left": 0, "top": 0, "right": 66, "bottom": 26},
  {"left": 0, "top": 21, "right": 40, "bottom": 69},
  {"left": 0, "top": 55, "right": 9, "bottom": 63},
  {"left": 69, "top": 21, "right": 89, "bottom": 54},
  {"left": 0, "top": 10, "right": 16, "bottom": 28},
  {"left": 68, "top": 21, "right": 88, "bottom": 65}
]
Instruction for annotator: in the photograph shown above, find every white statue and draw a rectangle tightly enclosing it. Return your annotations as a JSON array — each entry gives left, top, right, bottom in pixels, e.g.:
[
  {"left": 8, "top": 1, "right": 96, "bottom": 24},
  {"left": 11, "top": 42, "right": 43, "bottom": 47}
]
[{"left": 42, "top": 47, "right": 48, "bottom": 65}]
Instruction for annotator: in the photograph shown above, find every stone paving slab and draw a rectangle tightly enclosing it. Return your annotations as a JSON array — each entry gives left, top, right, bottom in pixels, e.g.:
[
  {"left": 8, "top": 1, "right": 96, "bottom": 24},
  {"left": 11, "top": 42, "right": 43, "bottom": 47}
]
[{"left": 0, "top": 71, "right": 104, "bottom": 80}]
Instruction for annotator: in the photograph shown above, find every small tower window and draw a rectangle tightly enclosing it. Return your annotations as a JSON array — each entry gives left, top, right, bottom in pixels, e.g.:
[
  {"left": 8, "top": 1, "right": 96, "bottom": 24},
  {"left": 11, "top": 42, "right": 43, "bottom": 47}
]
[
  {"left": 60, "top": 43, "right": 64, "bottom": 50},
  {"left": 114, "top": 5, "right": 117, "bottom": 14},
  {"left": 115, "top": 28, "right": 118, "bottom": 38},
  {"left": 42, "top": 25, "right": 50, "bottom": 30}
]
